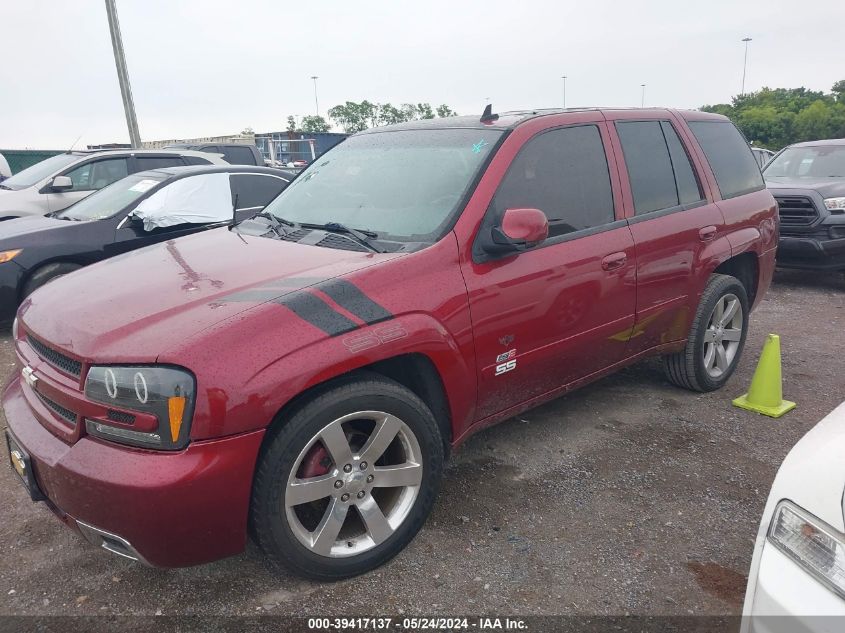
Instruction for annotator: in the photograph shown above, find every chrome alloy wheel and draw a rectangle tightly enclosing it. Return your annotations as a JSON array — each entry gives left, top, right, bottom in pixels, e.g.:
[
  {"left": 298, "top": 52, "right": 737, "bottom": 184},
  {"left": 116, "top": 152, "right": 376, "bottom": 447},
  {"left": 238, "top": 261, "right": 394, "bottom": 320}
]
[
  {"left": 285, "top": 411, "right": 423, "bottom": 558},
  {"left": 702, "top": 293, "right": 743, "bottom": 378}
]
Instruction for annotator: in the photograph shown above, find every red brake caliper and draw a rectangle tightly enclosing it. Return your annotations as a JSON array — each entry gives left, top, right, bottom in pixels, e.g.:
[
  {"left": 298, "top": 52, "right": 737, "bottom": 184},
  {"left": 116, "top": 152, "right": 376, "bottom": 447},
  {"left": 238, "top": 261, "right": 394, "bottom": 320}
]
[{"left": 300, "top": 444, "right": 332, "bottom": 478}]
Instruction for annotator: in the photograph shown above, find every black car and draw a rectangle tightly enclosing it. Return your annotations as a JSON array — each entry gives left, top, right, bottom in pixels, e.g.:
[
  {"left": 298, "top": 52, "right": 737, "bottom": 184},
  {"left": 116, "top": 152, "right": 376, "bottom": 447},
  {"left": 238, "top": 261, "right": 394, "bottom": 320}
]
[
  {"left": 0, "top": 165, "right": 292, "bottom": 325},
  {"left": 165, "top": 143, "right": 264, "bottom": 166},
  {"left": 764, "top": 138, "right": 845, "bottom": 271}
]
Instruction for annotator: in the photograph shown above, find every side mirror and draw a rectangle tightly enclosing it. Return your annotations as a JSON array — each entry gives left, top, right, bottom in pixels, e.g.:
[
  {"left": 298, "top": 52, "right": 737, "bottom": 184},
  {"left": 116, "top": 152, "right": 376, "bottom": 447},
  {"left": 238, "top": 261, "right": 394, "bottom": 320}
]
[
  {"left": 51, "top": 176, "right": 73, "bottom": 192},
  {"left": 485, "top": 208, "right": 549, "bottom": 255}
]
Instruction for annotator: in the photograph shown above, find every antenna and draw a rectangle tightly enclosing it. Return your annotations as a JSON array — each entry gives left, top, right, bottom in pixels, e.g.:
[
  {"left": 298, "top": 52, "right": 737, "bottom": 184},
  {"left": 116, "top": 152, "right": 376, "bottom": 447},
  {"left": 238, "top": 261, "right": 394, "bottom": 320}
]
[
  {"left": 67, "top": 134, "right": 82, "bottom": 153},
  {"left": 480, "top": 104, "right": 499, "bottom": 123}
]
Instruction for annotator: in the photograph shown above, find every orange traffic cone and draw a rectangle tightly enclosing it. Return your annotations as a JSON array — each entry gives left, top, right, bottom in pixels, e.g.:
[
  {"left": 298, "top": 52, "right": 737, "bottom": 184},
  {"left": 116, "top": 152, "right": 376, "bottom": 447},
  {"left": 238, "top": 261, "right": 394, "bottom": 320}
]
[{"left": 733, "top": 334, "right": 796, "bottom": 418}]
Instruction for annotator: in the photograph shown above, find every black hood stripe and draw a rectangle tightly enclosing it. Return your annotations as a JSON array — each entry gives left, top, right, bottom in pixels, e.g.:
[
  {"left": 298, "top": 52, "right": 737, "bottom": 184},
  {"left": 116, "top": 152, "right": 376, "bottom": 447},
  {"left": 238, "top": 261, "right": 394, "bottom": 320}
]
[
  {"left": 276, "top": 291, "right": 359, "bottom": 337},
  {"left": 316, "top": 279, "right": 393, "bottom": 325}
]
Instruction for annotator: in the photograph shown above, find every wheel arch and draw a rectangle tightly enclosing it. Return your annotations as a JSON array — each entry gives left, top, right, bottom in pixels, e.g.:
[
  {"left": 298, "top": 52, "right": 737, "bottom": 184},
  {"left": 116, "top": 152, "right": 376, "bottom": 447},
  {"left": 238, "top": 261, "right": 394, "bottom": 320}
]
[{"left": 713, "top": 251, "right": 759, "bottom": 306}]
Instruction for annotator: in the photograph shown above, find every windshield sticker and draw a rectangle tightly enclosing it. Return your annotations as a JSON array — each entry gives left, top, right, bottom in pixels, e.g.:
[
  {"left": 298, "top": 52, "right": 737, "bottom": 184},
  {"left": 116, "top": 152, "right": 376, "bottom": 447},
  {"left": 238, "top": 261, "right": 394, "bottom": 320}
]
[
  {"left": 472, "top": 139, "right": 489, "bottom": 154},
  {"left": 129, "top": 179, "right": 159, "bottom": 193}
]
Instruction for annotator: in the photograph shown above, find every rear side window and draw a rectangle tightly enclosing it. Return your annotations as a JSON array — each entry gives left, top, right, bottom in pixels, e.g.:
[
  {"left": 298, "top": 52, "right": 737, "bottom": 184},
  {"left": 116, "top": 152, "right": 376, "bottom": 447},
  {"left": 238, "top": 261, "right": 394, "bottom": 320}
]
[
  {"left": 616, "top": 121, "right": 703, "bottom": 215},
  {"left": 230, "top": 174, "right": 289, "bottom": 209},
  {"left": 688, "top": 121, "right": 764, "bottom": 199},
  {"left": 222, "top": 146, "right": 258, "bottom": 165},
  {"left": 135, "top": 156, "right": 185, "bottom": 170},
  {"left": 493, "top": 125, "right": 615, "bottom": 238}
]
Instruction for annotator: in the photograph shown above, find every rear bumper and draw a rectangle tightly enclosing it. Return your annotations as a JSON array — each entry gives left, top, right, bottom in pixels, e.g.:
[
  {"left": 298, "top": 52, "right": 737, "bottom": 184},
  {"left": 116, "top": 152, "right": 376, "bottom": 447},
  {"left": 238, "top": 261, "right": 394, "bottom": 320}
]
[
  {"left": 777, "top": 235, "right": 845, "bottom": 271},
  {"left": 2, "top": 376, "right": 265, "bottom": 567}
]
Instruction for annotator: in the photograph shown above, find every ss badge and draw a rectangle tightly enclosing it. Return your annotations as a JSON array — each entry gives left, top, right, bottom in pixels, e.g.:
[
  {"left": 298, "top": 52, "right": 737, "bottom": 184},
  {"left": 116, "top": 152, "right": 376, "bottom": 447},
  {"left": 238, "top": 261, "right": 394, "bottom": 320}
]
[{"left": 494, "top": 350, "right": 517, "bottom": 376}]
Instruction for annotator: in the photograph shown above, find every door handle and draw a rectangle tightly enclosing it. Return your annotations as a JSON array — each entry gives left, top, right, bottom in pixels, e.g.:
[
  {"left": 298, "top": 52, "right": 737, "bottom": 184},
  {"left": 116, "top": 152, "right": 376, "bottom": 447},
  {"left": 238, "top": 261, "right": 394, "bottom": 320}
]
[
  {"left": 601, "top": 252, "right": 627, "bottom": 271},
  {"left": 699, "top": 226, "right": 717, "bottom": 241}
]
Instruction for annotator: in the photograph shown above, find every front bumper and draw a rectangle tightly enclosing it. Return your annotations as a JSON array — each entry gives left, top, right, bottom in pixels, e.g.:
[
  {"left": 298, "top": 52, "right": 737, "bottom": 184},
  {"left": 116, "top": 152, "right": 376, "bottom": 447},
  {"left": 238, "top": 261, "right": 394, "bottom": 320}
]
[
  {"left": 0, "top": 261, "right": 24, "bottom": 326},
  {"left": 777, "top": 234, "right": 845, "bottom": 271},
  {"left": 2, "top": 376, "right": 265, "bottom": 567},
  {"left": 746, "top": 542, "right": 845, "bottom": 632}
]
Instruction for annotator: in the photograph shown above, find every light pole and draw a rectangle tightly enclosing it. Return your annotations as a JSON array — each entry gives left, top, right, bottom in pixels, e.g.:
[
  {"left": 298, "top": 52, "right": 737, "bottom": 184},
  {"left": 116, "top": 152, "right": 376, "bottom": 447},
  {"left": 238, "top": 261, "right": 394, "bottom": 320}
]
[
  {"left": 104, "top": 0, "right": 141, "bottom": 147},
  {"left": 310, "top": 76, "right": 320, "bottom": 116},
  {"left": 562, "top": 75, "right": 567, "bottom": 108},
  {"left": 741, "top": 37, "right": 752, "bottom": 96},
  {"left": 640, "top": 84, "right": 646, "bottom": 108}
]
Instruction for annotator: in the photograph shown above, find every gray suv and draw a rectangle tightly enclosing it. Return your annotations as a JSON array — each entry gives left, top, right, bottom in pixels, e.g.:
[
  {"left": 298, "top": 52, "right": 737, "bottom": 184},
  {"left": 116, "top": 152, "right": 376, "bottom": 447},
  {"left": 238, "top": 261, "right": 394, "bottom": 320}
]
[{"left": 0, "top": 149, "right": 226, "bottom": 220}]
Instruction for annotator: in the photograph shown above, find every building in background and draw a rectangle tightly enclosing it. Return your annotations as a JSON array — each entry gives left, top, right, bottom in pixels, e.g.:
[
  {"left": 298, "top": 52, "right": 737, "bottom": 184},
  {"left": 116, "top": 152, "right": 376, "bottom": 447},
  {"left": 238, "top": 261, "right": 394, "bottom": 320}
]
[
  {"left": 141, "top": 132, "right": 255, "bottom": 149},
  {"left": 255, "top": 131, "right": 347, "bottom": 165}
]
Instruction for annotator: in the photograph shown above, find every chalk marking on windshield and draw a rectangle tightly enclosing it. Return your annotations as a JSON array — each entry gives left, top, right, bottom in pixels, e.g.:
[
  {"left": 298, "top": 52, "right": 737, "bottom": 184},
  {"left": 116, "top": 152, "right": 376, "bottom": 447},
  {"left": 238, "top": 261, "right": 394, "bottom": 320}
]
[{"left": 472, "top": 139, "right": 489, "bottom": 154}]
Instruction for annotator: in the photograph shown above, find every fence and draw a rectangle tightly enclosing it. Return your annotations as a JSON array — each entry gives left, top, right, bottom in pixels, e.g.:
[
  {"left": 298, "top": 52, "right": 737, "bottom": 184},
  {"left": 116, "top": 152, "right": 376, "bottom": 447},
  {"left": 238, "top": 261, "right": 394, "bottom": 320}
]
[{"left": 0, "top": 149, "right": 63, "bottom": 174}]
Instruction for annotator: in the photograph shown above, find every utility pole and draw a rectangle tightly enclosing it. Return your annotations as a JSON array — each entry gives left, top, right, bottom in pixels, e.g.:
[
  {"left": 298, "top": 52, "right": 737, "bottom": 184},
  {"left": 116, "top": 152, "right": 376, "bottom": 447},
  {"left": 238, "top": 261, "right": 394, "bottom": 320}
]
[
  {"left": 562, "top": 75, "right": 567, "bottom": 108},
  {"left": 311, "top": 76, "right": 320, "bottom": 116},
  {"left": 104, "top": 0, "right": 141, "bottom": 148},
  {"left": 641, "top": 84, "right": 646, "bottom": 108},
  {"left": 741, "top": 37, "right": 752, "bottom": 96}
]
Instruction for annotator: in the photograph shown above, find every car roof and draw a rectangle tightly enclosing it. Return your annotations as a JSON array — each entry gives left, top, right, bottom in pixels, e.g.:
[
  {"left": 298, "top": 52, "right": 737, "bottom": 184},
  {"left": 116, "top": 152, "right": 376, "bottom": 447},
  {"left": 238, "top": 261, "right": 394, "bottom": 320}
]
[
  {"left": 788, "top": 138, "right": 845, "bottom": 148},
  {"left": 356, "top": 107, "right": 727, "bottom": 134},
  {"left": 132, "top": 165, "right": 295, "bottom": 180},
  {"left": 51, "top": 148, "right": 229, "bottom": 163}
]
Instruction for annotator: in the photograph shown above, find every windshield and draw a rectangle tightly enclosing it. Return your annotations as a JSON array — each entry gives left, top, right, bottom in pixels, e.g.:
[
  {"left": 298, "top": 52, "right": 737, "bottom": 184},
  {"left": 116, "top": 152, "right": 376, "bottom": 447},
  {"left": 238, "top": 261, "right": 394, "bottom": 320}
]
[
  {"left": 57, "top": 173, "right": 168, "bottom": 221},
  {"left": 764, "top": 145, "right": 845, "bottom": 179},
  {"left": 1, "top": 153, "right": 81, "bottom": 190},
  {"left": 261, "top": 128, "right": 503, "bottom": 242}
]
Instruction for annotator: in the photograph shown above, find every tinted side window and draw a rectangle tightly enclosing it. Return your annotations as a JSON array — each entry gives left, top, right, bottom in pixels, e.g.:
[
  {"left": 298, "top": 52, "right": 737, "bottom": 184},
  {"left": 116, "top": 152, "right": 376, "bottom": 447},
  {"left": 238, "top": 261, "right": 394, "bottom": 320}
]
[
  {"left": 135, "top": 156, "right": 185, "bottom": 171},
  {"left": 616, "top": 121, "right": 679, "bottom": 214},
  {"left": 230, "top": 174, "right": 289, "bottom": 209},
  {"left": 661, "top": 121, "right": 704, "bottom": 205},
  {"left": 64, "top": 157, "right": 129, "bottom": 191},
  {"left": 493, "top": 125, "right": 615, "bottom": 238},
  {"left": 688, "top": 121, "right": 764, "bottom": 199},
  {"left": 223, "top": 146, "right": 258, "bottom": 165}
]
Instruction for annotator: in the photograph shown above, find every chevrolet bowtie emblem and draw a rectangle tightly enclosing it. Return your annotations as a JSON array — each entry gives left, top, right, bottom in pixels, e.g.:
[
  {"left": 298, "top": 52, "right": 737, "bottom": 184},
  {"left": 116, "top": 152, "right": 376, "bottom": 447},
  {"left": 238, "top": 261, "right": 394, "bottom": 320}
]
[{"left": 21, "top": 366, "right": 38, "bottom": 389}]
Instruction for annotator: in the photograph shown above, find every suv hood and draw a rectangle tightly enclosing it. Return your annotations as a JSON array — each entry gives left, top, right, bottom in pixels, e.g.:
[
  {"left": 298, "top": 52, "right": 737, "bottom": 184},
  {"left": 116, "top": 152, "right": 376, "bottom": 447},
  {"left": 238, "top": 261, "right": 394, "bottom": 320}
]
[
  {"left": 766, "top": 176, "right": 845, "bottom": 199},
  {"left": 19, "top": 228, "right": 398, "bottom": 361}
]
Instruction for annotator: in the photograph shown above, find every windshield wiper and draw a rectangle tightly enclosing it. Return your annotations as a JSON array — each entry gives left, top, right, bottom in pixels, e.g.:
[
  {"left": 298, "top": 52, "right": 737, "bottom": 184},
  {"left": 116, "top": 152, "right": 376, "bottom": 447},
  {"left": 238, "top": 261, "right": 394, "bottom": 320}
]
[
  {"left": 243, "top": 211, "right": 296, "bottom": 237},
  {"left": 300, "top": 221, "right": 385, "bottom": 253},
  {"left": 0, "top": 184, "right": 12, "bottom": 190}
]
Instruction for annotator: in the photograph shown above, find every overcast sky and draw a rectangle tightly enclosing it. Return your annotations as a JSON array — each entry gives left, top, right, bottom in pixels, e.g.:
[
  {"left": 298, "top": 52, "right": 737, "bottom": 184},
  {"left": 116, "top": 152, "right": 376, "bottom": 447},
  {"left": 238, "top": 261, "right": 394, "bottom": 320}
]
[{"left": 1, "top": 0, "right": 842, "bottom": 149}]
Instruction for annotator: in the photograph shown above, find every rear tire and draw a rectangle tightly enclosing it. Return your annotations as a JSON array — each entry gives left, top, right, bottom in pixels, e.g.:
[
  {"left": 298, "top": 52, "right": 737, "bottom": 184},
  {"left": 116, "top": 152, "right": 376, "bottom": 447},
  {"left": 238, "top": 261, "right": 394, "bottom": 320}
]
[
  {"left": 662, "top": 274, "right": 749, "bottom": 392},
  {"left": 22, "top": 262, "right": 82, "bottom": 299},
  {"left": 250, "top": 375, "right": 444, "bottom": 580}
]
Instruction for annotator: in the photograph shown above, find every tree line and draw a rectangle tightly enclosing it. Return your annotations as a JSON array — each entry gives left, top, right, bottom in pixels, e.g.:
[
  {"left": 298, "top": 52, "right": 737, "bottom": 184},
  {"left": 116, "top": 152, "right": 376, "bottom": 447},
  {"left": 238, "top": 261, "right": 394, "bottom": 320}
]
[
  {"left": 702, "top": 80, "right": 845, "bottom": 150},
  {"left": 287, "top": 102, "right": 459, "bottom": 134}
]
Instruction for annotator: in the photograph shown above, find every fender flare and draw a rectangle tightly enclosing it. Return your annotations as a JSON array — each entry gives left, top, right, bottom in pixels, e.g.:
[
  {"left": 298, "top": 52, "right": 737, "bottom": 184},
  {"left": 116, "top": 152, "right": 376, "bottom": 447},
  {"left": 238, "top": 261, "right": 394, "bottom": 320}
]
[{"left": 243, "top": 311, "right": 476, "bottom": 438}]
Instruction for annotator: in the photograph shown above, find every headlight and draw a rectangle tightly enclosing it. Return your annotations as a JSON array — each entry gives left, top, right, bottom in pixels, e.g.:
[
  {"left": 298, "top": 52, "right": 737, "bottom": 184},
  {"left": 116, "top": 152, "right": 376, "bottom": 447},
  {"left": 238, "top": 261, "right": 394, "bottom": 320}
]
[
  {"left": 84, "top": 365, "right": 195, "bottom": 450},
  {"left": 768, "top": 500, "right": 845, "bottom": 598},
  {"left": 0, "top": 249, "right": 22, "bottom": 264},
  {"left": 824, "top": 197, "right": 845, "bottom": 212}
]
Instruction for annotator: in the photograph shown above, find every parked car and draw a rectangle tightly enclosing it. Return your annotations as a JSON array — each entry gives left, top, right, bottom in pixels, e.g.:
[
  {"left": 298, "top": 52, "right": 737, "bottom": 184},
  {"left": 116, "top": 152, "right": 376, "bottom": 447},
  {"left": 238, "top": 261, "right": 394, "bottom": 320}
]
[
  {"left": 2, "top": 108, "right": 777, "bottom": 579},
  {"left": 742, "top": 401, "right": 845, "bottom": 630},
  {"left": 764, "top": 138, "right": 845, "bottom": 271},
  {"left": 0, "top": 165, "right": 292, "bottom": 325},
  {"left": 751, "top": 147, "right": 775, "bottom": 169},
  {"left": 0, "top": 149, "right": 227, "bottom": 220},
  {"left": 165, "top": 143, "right": 264, "bottom": 166}
]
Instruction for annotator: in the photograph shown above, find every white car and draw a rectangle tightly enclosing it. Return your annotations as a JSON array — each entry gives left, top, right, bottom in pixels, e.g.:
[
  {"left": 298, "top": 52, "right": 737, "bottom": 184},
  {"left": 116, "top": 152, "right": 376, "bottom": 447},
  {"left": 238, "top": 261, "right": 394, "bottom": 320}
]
[
  {"left": 743, "top": 401, "right": 845, "bottom": 632},
  {"left": 0, "top": 149, "right": 226, "bottom": 220}
]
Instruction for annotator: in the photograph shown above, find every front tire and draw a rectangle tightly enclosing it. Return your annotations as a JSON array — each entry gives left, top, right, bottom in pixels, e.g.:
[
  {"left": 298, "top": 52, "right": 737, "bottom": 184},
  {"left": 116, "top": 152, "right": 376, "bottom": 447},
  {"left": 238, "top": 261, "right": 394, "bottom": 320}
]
[
  {"left": 663, "top": 273, "right": 749, "bottom": 392},
  {"left": 22, "top": 262, "right": 82, "bottom": 299},
  {"left": 251, "top": 375, "right": 444, "bottom": 580}
]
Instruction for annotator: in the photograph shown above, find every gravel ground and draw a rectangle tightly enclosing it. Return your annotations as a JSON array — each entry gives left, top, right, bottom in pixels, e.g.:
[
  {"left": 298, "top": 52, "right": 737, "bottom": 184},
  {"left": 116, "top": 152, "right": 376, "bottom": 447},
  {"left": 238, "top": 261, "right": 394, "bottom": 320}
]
[{"left": 0, "top": 269, "right": 843, "bottom": 617}]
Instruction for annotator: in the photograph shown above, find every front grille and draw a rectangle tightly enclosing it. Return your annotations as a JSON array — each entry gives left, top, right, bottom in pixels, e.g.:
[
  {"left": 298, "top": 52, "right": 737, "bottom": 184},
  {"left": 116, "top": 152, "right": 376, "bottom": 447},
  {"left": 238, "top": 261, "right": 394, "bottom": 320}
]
[
  {"left": 107, "top": 410, "right": 136, "bottom": 425},
  {"left": 36, "top": 391, "right": 77, "bottom": 426},
  {"left": 776, "top": 196, "right": 819, "bottom": 227},
  {"left": 27, "top": 335, "right": 82, "bottom": 377}
]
